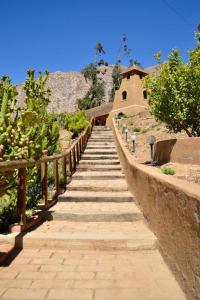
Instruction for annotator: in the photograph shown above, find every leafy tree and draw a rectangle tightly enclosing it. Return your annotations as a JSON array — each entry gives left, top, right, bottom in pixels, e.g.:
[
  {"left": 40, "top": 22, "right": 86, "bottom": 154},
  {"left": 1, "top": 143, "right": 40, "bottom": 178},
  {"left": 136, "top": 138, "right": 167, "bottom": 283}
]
[
  {"left": 109, "top": 62, "right": 122, "bottom": 102},
  {"left": 78, "top": 64, "right": 105, "bottom": 110},
  {"left": 81, "top": 63, "right": 98, "bottom": 83},
  {"left": 77, "top": 81, "right": 105, "bottom": 110},
  {"left": 144, "top": 42, "right": 200, "bottom": 137},
  {"left": 95, "top": 42, "right": 108, "bottom": 66}
]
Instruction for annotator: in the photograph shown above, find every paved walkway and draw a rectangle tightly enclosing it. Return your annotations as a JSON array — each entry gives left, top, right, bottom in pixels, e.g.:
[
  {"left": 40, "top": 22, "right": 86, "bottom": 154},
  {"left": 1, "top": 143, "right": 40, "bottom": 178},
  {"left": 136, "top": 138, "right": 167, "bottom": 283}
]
[{"left": 0, "top": 126, "right": 185, "bottom": 299}]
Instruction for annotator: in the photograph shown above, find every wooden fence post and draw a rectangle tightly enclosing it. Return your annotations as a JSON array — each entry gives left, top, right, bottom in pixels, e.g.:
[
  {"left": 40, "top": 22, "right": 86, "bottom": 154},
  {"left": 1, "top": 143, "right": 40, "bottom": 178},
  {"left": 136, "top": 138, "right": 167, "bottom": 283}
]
[
  {"left": 62, "top": 155, "right": 67, "bottom": 191},
  {"left": 69, "top": 151, "right": 72, "bottom": 176},
  {"left": 76, "top": 143, "right": 80, "bottom": 162},
  {"left": 73, "top": 147, "right": 76, "bottom": 171},
  {"left": 41, "top": 150, "right": 48, "bottom": 206},
  {"left": 53, "top": 159, "right": 59, "bottom": 196},
  {"left": 17, "top": 168, "right": 26, "bottom": 226}
]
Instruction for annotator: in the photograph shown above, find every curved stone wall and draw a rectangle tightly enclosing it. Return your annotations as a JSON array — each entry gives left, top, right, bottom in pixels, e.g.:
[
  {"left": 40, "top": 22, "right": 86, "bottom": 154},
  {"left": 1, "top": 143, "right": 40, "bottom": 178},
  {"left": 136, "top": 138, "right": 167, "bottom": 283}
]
[{"left": 112, "top": 119, "right": 200, "bottom": 300}]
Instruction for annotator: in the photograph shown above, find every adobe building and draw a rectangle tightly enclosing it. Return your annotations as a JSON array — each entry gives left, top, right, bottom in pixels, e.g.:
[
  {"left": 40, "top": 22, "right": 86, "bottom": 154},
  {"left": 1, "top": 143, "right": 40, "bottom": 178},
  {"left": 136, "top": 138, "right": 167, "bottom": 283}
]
[
  {"left": 106, "top": 65, "right": 158, "bottom": 125},
  {"left": 87, "top": 64, "right": 158, "bottom": 125}
]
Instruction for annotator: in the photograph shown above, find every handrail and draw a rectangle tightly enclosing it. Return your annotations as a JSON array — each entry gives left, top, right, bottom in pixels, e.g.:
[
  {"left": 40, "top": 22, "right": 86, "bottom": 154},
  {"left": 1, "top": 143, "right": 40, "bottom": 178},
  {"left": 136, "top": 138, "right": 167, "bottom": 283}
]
[{"left": 0, "top": 117, "right": 95, "bottom": 227}]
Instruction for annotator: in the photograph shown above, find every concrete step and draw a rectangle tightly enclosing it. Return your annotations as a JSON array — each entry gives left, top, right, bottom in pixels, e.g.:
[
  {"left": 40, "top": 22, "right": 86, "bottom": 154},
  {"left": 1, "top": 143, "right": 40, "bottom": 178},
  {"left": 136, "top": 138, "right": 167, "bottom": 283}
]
[
  {"left": 89, "top": 138, "right": 114, "bottom": 142},
  {"left": 16, "top": 231, "right": 157, "bottom": 251},
  {"left": 86, "top": 145, "right": 116, "bottom": 149},
  {"left": 39, "top": 202, "right": 142, "bottom": 222},
  {"left": 76, "top": 165, "right": 122, "bottom": 171},
  {"left": 93, "top": 126, "right": 111, "bottom": 131},
  {"left": 72, "top": 171, "right": 124, "bottom": 180},
  {"left": 78, "top": 159, "right": 120, "bottom": 165},
  {"left": 90, "top": 134, "right": 113, "bottom": 137},
  {"left": 58, "top": 191, "right": 133, "bottom": 202},
  {"left": 84, "top": 149, "right": 117, "bottom": 155},
  {"left": 19, "top": 232, "right": 157, "bottom": 251},
  {"left": 67, "top": 179, "right": 128, "bottom": 192},
  {"left": 81, "top": 154, "right": 119, "bottom": 160}
]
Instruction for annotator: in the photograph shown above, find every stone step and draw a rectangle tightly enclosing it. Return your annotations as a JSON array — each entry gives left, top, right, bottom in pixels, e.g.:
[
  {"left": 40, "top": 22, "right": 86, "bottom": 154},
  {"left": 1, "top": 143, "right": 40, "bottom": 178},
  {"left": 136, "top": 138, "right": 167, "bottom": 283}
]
[
  {"left": 89, "top": 138, "right": 114, "bottom": 142},
  {"left": 89, "top": 134, "right": 114, "bottom": 141},
  {"left": 78, "top": 159, "right": 120, "bottom": 165},
  {"left": 86, "top": 145, "right": 116, "bottom": 149},
  {"left": 16, "top": 231, "right": 157, "bottom": 251},
  {"left": 81, "top": 155, "right": 119, "bottom": 160},
  {"left": 72, "top": 171, "right": 124, "bottom": 180},
  {"left": 84, "top": 149, "right": 117, "bottom": 155},
  {"left": 93, "top": 126, "right": 111, "bottom": 131},
  {"left": 67, "top": 179, "right": 128, "bottom": 192},
  {"left": 58, "top": 191, "right": 133, "bottom": 202},
  {"left": 39, "top": 202, "right": 142, "bottom": 222},
  {"left": 91, "top": 134, "right": 113, "bottom": 137},
  {"left": 91, "top": 131, "right": 113, "bottom": 137},
  {"left": 76, "top": 165, "right": 122, "bottom": 171}
]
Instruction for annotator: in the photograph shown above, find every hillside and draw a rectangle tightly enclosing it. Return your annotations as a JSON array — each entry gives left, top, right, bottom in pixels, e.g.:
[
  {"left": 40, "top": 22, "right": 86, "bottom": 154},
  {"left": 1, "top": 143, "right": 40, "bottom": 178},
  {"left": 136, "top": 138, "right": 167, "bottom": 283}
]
[
  {"left": 120, "top": 110, "right": 187, "bottom": 163},
  {"left": 16, "top": 65, "right": 114, "bottom": 113}
]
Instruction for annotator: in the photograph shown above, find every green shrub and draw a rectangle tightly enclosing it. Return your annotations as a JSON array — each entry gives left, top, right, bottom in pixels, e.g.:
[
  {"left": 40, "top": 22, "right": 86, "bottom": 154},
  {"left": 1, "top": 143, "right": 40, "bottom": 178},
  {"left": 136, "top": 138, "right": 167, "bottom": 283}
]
[
  {"left": 161, "top": 168, "right": 176, "bottom": 175},
  {"left": 117, "top": 112, "right": 127, "bottom": 119},
  {"left": 64, "top": 111, "right": 90, "bottom": 138},
  {"left": 0, "top": 190, "right": 18, "bottom": 232},
  {"left": 47, "top": 162, "right": 66, "bottom": 189},
  {"left": 132, "top": 127, "right": 141, "bottom": 132}
]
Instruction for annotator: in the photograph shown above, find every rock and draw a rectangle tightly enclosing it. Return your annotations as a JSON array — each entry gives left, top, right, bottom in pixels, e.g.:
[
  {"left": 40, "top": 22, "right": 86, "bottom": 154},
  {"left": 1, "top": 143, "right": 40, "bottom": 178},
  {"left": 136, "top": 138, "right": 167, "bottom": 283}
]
[{"left": 16, "top": 65, "right": 115, "bottom": 113}]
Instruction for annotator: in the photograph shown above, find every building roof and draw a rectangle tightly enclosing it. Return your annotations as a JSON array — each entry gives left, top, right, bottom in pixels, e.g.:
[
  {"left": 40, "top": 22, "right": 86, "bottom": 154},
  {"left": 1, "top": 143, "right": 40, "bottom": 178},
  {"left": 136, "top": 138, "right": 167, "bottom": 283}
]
[
  {"left": 121, "top": 65, "right": 148, "bottom": 76},
  {"left": 121, "top": 64, "right": 160, "bottom": 77}
]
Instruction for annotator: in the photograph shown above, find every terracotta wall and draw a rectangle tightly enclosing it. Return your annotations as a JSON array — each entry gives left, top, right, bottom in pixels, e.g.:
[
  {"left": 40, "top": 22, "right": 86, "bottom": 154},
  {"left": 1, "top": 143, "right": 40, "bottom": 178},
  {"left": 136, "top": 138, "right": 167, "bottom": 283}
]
[
  {"left": 112, "top": 74, "right": 148, "bottom": 111},
  {"left": 154, "top": 138, "right": 200, "bottom": 164},
  {"left": 112, "top": 119, "right": 200, "bottom": 300}
]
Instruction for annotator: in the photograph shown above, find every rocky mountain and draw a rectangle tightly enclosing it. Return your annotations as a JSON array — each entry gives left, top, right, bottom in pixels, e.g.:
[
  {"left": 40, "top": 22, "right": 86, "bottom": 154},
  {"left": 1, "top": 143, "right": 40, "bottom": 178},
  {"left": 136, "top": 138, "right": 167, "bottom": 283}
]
[{"left": 16, "top": 65, "right": 114, "bottom": 113}]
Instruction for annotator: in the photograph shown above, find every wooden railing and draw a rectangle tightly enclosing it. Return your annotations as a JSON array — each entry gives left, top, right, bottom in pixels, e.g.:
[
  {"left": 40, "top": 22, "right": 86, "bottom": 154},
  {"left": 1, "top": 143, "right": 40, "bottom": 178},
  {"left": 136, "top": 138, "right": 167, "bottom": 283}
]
[{"left": 0, "top": 119, "right": 94, "bottom": 227}]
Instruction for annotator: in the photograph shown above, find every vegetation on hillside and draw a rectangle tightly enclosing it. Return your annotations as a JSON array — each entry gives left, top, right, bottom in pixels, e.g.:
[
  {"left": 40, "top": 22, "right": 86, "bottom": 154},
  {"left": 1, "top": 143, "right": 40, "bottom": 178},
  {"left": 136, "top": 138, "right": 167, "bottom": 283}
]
[
  {"left": 144, "top": 29, "right": 200, "bottom": 137},
  {"left": 77, "top": 63, "right": 105, "bottom": 110}
]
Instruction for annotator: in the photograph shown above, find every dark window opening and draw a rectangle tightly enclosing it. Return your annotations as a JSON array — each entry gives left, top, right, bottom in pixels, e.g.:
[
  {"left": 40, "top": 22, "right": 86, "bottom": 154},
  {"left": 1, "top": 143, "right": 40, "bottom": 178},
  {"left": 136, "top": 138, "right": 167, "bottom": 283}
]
[
  {"left": 122, "top": 91, "right": 127, "bottom": 100},
  {"left": 139, "top": 74, "right": 143, "bottom": 79},
  {"left": 143, "top": 90, "right": 147, "bottom": 100},
  {"left": 127, "top": 74, "right": 130, "bottom": 80}
]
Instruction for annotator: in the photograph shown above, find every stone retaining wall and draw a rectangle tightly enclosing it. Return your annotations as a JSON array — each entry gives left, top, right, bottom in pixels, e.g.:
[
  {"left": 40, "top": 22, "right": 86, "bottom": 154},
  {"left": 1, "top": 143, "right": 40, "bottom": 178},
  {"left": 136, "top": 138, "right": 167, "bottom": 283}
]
[{"left": 112, "top": 119, "right": 200, "bottom": 300}]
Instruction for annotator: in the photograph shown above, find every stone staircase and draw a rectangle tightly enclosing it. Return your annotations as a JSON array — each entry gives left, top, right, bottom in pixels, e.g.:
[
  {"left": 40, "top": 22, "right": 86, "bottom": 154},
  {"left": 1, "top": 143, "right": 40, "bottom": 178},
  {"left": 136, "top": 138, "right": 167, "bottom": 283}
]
[
  {"left": 0, "top": 126, "right": 186, "bottom": 300},
  {"left": 17, "top": 126, "right": 157, "bottom": 251}
]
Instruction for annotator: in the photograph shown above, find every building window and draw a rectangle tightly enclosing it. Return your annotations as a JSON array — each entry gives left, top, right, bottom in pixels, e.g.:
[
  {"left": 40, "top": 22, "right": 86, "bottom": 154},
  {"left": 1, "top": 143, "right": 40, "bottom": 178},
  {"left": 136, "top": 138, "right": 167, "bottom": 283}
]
[
  {"left": 127, "top": 74, "right": 130, "bottom": 80},
  {"left": 143, "top": 90, "right": 147, "bottom": 100},
  {"left": 139, "top": 74, "right": 143, "bottom": 79},
  {"left": 122, "top": 91, "right": 127, "bottom": 100}
]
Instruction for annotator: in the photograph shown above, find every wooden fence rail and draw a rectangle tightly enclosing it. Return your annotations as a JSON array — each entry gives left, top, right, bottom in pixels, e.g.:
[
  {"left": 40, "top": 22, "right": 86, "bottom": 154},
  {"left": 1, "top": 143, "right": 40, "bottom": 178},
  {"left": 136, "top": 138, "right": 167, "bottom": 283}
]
[{"left": 0, "top": 119, "right": 94, "bottom": 227}]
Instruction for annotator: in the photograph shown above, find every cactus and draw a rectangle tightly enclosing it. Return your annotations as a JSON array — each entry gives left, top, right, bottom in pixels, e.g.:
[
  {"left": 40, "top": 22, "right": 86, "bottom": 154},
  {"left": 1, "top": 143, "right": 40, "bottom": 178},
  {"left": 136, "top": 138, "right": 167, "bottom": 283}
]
[{"left": 0, "top": 70, "right": 62, "bottom": 231}]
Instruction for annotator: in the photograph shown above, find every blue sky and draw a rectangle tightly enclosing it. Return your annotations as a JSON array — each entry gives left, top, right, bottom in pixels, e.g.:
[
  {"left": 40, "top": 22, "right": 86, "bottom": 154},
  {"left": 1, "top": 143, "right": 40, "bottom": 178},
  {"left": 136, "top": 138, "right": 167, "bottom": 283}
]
[{"left": 0, "top": 0, "right": 199, "bottom": 83}]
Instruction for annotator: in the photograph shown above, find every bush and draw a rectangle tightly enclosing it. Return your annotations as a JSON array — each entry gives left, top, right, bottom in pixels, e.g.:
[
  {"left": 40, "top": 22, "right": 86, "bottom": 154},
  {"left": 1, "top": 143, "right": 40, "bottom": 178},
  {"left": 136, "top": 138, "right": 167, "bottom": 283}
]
[
  {"left": 64, "top": 111, "right": 90, "bottom": 138},
  {"left": 132, "top": 127, "right": 141, "bottom": 132},
  {"left": 161, "top": 168, "right": 176, "bottom": 175},
  {"left": 117, "top": 112, "right": 127, "bottom": 119}
]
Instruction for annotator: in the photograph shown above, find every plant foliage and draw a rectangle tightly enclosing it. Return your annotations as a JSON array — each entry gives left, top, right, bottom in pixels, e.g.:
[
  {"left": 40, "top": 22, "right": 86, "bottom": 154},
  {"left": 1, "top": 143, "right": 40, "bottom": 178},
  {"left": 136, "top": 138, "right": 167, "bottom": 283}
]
[
  {"left": 64, "top": 111, "right": 90, "bottom": 138},
  {"left": 0, "top": 70, "right": 60, "bottom": 231},
  {"left": 77, "top": 64, "right": 105, "bottom": 110},
  {"left": 144, "top": 40, "right": 200, "bottom": 137}
]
